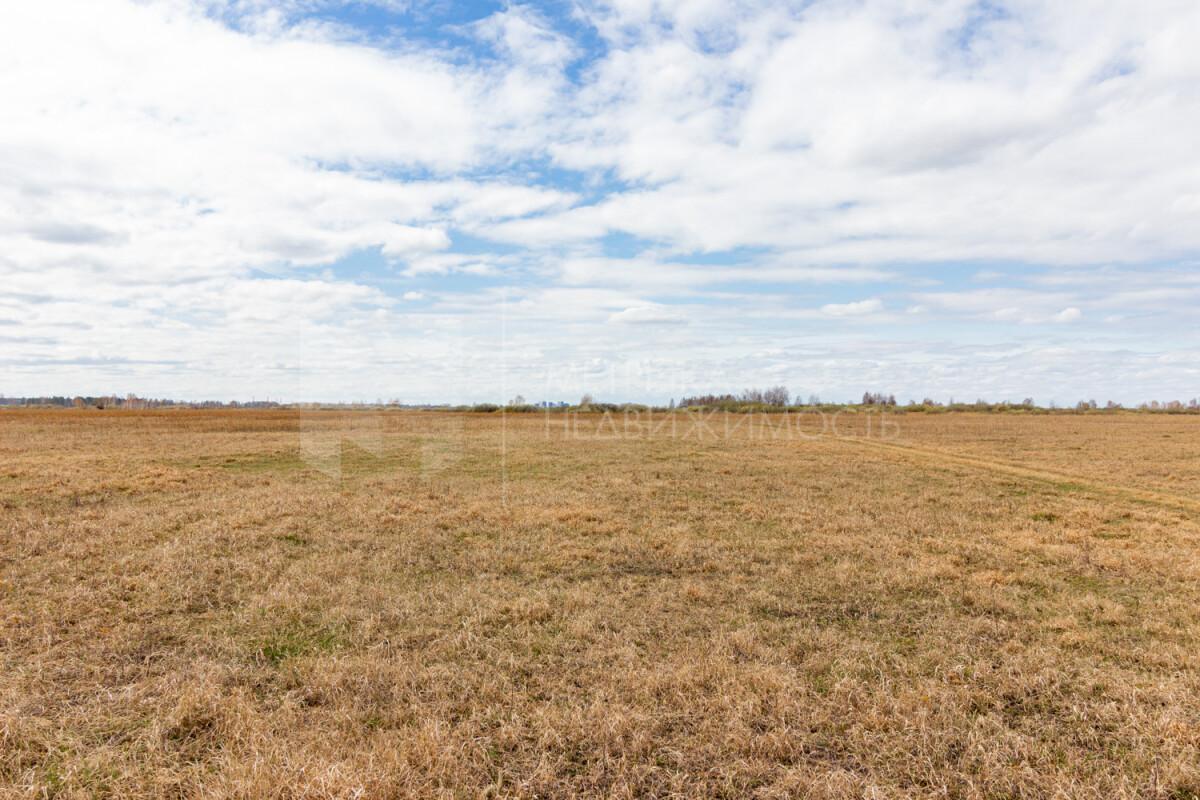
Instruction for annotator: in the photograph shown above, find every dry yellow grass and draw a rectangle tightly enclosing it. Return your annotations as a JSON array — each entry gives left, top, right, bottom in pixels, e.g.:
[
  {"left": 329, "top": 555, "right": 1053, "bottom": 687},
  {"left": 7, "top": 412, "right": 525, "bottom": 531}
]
[{"left": 2, "top": 409, "right": 1199, "bottom": 798}]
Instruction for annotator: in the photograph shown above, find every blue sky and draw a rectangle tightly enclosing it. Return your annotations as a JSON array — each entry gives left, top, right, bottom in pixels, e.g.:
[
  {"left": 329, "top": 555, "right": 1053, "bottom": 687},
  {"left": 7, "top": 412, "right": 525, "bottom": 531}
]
[{"left": 1, "top": 0, "right": 1198, "bottom": 403}]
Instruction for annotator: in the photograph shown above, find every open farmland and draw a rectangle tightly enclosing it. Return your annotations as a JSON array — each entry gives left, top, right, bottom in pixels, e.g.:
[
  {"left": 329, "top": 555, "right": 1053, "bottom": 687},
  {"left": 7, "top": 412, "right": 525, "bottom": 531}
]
[{"left": 2, "top": 409, "right": 1199, "bottom": 799}]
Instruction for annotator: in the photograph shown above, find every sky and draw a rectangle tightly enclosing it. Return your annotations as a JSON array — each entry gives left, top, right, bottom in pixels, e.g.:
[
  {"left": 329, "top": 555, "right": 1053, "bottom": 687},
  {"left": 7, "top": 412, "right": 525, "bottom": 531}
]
[{"left": 2, "top": 0, "right": 1198, "bottom": 405}]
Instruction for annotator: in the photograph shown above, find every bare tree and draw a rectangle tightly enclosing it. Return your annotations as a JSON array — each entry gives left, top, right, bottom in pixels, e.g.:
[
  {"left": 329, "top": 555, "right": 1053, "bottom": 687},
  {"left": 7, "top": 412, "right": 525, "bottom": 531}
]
[
  {"left": 740, "top": 388, "right": 765, "bottom": 404},
  {"left": 763, "top": 386, "right": 790, "bottom": 407},
  {"left": 861, "top": 391, "right": 895, "bottom": 406}
]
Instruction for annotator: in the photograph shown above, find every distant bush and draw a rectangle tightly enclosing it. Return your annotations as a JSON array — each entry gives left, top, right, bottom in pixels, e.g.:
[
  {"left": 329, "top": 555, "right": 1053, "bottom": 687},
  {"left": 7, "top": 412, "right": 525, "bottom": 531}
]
[
  {"left": 503, "top": 404, "right": 539, "bottom": 413},
  {"left": 860, "top": 392, "right": 896, "bottom": 406},
  {"left": 679, "top": 386, "right": 791, "bottom": 411},
  {"left": 453, "top": 395, "right": 1200, "bottom": 415}
]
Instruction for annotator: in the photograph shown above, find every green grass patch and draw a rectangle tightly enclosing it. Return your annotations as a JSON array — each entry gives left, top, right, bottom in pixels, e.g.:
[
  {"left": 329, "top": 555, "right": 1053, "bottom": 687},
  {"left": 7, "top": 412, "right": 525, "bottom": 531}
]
[
  {"left": 1065, "top": 574, "right": 1105, "bottom": 593},
  {"left": 190, "top": 451, "right": 308, "bottom": 474},
  {"left": 254, "top": 622, "right": 346, "bottom": 666}
]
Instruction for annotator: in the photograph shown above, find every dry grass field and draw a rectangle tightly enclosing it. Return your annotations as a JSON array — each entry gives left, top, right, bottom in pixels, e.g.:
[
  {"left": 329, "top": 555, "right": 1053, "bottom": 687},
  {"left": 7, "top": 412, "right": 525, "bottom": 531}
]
[{"left": 2, "top": 408, "right": 1199, "bottom": 799}]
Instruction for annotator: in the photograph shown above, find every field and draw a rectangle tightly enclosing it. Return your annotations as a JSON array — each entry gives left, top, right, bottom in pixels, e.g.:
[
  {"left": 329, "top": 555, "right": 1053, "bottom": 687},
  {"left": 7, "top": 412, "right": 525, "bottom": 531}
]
[{"left": 2, "top": 408, "right": 1199, "bottom": 799}]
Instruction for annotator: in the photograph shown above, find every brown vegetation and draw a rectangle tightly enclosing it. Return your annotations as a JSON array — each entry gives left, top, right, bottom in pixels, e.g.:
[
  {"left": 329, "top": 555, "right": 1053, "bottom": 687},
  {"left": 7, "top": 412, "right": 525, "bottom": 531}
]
[{"left": 1, "top": 409, "right": 1199, "bottom": 798}]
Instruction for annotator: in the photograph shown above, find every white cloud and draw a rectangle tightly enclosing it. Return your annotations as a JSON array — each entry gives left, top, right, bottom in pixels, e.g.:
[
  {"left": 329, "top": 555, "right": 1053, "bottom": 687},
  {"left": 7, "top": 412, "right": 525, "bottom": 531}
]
[
  {"left": 608, "top": 304, "right": 688, "bottom": 325},
  {"left": 493, "top": 0, "right": 1200, "bottom": 265},
  {"left": 0, "top": 0, "right": 567, "bottom": 285},
  {"left": 821, "top": 298, "right": 884, "bottom": 317},
  {"left": 471, "top": 6, "right": 576, "bottom": 72},
  {"left": 2, "top": 0, "right": 1199, "bottom": 402}
]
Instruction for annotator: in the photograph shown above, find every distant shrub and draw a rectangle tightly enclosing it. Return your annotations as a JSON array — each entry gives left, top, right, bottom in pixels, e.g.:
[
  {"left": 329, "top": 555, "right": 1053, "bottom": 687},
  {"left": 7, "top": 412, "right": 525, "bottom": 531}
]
[{"left": 503, "top": 404, "right": 539, "bottom": 413}]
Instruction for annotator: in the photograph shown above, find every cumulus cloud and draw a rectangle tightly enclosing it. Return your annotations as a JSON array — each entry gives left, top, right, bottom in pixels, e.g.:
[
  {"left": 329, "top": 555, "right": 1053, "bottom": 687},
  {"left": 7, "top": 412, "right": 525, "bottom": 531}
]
[
  {"left": 494, "top": 0, "right": 1200, "bottom": 265},
  {"left": 608, "top": 305, "right": 689, "bottom": 325},
  {"left": 2, "top": 0, "right": 1199, "bottom": 402},
  {"left": 821, "top": 299, "right": 884, "bottom": 317},
  {"left": 0, "top": 0, "right": 568, "bottom": 283}
]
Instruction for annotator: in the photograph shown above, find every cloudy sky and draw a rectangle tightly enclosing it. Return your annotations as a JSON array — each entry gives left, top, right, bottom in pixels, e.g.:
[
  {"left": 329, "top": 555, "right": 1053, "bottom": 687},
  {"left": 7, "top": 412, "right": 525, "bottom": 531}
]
[{"left": 2, "top": 0, "right": 1198, "bottom": 404}]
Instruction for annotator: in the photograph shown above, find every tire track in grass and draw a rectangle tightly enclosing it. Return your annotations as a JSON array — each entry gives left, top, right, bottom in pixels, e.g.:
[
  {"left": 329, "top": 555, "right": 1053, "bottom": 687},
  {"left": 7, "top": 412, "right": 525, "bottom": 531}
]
[{"left": 836, "top": 437, "right": 1200, "bottom": 516}]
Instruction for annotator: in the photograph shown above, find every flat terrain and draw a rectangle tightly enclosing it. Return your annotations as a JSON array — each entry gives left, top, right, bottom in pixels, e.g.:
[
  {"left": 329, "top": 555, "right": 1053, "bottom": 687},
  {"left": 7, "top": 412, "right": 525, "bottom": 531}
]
[{"left": 2, "top": 409, "right": 1199, "bottom": 799}]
